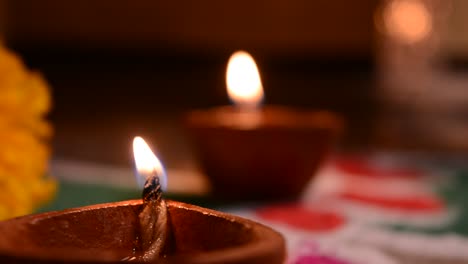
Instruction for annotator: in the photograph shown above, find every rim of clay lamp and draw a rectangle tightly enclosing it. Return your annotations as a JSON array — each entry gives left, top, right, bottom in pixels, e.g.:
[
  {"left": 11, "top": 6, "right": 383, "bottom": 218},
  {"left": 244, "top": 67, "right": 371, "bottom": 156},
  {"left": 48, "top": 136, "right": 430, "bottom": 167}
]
[
  {"left": 0, "top": 200, "right": 286, "bottom": 264},
  {"left": 185, "top": 105, "right": 344, "bottom": 131}
]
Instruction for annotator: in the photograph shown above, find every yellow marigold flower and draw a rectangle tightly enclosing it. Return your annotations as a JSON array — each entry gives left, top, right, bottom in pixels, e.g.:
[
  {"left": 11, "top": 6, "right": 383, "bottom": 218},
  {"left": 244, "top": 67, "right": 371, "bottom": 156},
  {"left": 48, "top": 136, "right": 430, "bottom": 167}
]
[{"left": 0, "top": 44, "right": 56, "bottom": 220}]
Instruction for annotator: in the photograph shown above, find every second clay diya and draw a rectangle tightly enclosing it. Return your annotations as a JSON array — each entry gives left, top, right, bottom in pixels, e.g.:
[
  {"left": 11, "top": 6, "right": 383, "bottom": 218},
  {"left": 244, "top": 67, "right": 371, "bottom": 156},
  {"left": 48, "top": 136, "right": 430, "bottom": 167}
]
[
  {"left": 185, "top": 51, "right": 343, "bottom": 201},
  {"left": 186, "top": 106, "right": 342, "bottom": 201}
]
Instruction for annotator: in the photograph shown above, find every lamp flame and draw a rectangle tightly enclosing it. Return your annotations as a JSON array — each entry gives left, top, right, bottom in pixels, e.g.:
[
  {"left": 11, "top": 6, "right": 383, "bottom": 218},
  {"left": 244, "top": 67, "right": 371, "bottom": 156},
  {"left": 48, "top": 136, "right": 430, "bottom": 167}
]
[
  {"left": 226, "top": 51, "right": 264, "bottom": 109},
  {"left": 132, "top": 136, "right": 167, "bottom": 191}
]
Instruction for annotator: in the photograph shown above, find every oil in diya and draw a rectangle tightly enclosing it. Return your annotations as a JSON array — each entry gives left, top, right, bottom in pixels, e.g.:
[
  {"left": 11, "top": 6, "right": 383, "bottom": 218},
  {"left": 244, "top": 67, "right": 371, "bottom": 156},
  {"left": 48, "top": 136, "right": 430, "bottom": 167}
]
[{"left": 185, "top": 51, "right": 343, "bottom": 201}]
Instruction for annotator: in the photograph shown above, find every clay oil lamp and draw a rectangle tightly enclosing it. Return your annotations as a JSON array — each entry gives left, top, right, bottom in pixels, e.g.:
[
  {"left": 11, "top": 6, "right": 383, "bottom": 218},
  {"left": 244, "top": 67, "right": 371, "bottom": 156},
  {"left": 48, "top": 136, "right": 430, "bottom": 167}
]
[
  {"left": 0, "top": 137, "right": 285, "bottom": 263},
  {"left": 185, "top": 51, "right": 343, "bottom": 201}
]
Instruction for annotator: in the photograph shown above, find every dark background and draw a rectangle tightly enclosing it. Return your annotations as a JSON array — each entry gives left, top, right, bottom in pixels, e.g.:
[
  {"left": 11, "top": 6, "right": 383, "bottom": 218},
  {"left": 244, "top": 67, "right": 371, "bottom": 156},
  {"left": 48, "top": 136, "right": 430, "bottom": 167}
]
[{"left": 4, "top": 0, "right": 460, "bottom": 168}]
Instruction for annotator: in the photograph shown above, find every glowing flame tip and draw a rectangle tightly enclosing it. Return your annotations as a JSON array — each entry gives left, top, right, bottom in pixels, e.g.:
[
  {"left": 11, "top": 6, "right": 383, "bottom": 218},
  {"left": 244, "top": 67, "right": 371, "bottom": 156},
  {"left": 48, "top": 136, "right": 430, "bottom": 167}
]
[
  {"left": 226, "top": 50, "right": 264, "bottom": 108},
  {"left": 132, "top": 136, "right": 167, "bottom": 191}
]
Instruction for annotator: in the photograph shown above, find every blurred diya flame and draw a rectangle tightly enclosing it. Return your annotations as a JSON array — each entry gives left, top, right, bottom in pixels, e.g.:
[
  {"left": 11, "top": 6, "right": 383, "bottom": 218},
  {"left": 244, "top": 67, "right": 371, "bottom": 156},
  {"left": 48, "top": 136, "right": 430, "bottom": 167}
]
[
  {"left": 0, "top": 45, "right": 55, "bottom": 219},
  {"left": 226, "top": 50, "right": 264, "bottom": 109}
]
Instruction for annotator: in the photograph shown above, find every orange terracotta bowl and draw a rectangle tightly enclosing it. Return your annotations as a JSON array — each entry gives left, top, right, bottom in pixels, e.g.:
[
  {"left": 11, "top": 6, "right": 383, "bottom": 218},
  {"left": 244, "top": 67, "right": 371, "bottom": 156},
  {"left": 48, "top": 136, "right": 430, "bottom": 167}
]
[
  {"left": 185, "top": 106, "right": 343, "bottom": 201},
  {"left": 0, "top": 200, "right": 285, "bottom": 263}
]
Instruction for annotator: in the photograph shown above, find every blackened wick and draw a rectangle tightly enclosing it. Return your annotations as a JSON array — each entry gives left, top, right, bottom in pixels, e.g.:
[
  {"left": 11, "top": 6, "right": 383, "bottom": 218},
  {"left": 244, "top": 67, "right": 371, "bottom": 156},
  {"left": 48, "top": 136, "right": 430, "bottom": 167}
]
[{"left": 142, "top": 176, "right": 162, "bottom": 202}]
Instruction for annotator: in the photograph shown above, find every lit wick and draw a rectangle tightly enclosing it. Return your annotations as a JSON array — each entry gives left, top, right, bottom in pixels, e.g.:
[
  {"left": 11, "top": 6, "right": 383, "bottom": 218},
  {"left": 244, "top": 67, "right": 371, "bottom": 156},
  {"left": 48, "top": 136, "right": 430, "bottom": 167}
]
[{"left": 132, "top": 136, "right": 168, "bottom": 261}]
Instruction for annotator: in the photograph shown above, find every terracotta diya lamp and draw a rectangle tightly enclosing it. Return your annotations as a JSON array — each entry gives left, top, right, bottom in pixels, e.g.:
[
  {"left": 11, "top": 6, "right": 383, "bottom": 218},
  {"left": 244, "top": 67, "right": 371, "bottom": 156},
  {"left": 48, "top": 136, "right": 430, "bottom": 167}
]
[
  {"left": 0, "top": 200, "right": 285, "bottom": 264},
  {"left": 185, "top": 51, "right": 343, "bottom": 201},
  {"left": 0, "top": 137, "right": 285, "bottom": 263}
]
